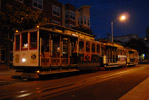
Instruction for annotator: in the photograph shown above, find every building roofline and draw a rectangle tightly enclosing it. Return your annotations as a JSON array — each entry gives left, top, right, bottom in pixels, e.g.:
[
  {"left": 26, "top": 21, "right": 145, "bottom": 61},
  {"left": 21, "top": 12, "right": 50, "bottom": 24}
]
[
  {"left": 77, "top": 5, "right": 91, "bottom": 11},
  {"left": 113, "top": 34, "right": 139, "bottom": 38}
]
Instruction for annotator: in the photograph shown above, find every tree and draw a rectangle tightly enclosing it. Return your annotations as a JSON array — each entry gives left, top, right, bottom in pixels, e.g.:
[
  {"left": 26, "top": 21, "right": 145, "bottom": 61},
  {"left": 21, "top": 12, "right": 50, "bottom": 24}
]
[
  {"left": 73, "top": 25, "right": 93, "bottom": 35},
  {"left": 0, "top": 2, "right": 47, "bottom": 38},
  {"left": 106, "top": 33, "right": 111, "bottom": 41},
  {"left": 125, "top": 38, "right": 147, "bottom": 55}
]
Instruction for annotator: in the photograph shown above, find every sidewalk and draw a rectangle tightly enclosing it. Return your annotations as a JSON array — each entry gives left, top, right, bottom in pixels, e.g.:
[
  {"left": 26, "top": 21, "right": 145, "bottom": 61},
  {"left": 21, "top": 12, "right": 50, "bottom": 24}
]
[
  {"left": 0, "top": 69, "right": 21, "bottom": 81},
  {"left": 119, "top": 78, "right": 149, "bottom": 100},
  {"left": 0, "top": 64, "right": 10, "bottom": 72}
]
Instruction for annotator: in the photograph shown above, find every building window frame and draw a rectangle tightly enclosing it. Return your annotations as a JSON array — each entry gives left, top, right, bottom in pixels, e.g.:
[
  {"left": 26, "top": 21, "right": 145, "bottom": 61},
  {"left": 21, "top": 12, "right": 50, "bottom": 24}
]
[
  {"left": 65, "top": 10, "right": 76, "bottom": 21},
  {"left": 78, "top": 18, "right": 80, "bottom": 24},
  {"left": 80, "top": 16, "right": 83, "bottom": 25},
  {"left": 87, "top": 17, "right": 90, "bottom": 26},
  {"left": 84, "top": 16, "right": 86, "bottom": 24},
  {"left": 65, "top": 10, "right": 69, "bottom": 19},
  {"left": 0, "top": 49, "right": 5, "bottom": 63},
  {"left": 69, "top": 24, "right": 75, "bottom": 28},
  {"left": 69, "top": 10, "right": 76, "bottom": 21},
  {"left": 52, "top": 5, "right": 60, "bottom": 17},
  {"left": 52, "top": 20, "right": 60, "bottom": 25},
  {"left": 32, "top": 0, "right": 43, "bottom": 10}
]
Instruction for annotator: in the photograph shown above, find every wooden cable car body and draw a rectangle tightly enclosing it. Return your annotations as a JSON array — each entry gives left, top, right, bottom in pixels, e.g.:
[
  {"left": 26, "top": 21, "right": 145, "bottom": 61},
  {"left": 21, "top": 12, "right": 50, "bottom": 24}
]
[
  {"left": 13, "top": 23, "right": 101, "bottom": 78},
  {"left": 100, "top": 40, "right": 127, "bottom": 68},
  {"left": 13, "top": 23, "right": 139, "bottom": 79}
]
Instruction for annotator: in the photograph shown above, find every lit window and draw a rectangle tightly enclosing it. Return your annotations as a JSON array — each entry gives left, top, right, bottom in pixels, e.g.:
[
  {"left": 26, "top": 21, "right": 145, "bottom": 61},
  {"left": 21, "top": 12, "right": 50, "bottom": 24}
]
[
  {"left": 16, "top": 35, "right": 20, "bottom": 50},
  {"left": 33, "top": 0, "right": 43, "bottom": 10},
  {"left": 22, "top": 32, "right": 28, "bottom": 49},
  {"left": 30, "top": 32, "right": 37, "bottom": 49},
  {"left": 52, "top": 5, "right": 60, "bottom": 17}
]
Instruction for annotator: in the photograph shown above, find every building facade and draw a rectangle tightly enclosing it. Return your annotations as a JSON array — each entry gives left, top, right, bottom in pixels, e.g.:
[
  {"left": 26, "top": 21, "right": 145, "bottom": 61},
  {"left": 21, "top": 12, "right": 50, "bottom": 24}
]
[
  {"left": 112, "top": 34, "right": 139, "bottom": 43},
  {"left": 0, "top": 0, "right": 91, "bottom": 27},
  {"left": 0, "top": 0, "right": 91, "bottom": 68}
]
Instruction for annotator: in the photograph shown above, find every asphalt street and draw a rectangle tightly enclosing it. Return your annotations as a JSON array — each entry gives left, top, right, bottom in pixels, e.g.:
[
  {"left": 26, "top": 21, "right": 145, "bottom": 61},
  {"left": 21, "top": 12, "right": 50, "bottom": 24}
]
[{"left": 0, "top": 64, "right": 148, "bottom": 100}]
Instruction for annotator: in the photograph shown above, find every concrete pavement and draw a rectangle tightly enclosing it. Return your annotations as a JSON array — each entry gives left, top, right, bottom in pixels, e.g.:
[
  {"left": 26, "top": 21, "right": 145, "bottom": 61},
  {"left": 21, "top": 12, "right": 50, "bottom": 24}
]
[{"left": 119, "top": 78, "right": 149, "bottom": 100}]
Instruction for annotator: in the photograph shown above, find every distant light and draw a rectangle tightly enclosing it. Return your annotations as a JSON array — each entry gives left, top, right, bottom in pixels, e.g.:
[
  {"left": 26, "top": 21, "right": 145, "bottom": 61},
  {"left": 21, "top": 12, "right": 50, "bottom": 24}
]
[
  {"left": 142, "top": 54, "right": 145, "bottom": 57},
  {"left": 57, "top": 47, "right": 60, "bottom": 51},
  {"left": 16, "top": 30, "right": 19, "bottom": 32},
  {"left": 24, "top": 43, "right": 28, "bottom": 48},
  {"left": 16, "top": 93, "right": 32, "bottom": 98},
  {"left": 36, "top": 70, "right": 40, "bottom": 73},
  {"left": 37, "top": 25, "right": 39, "bottom": 28},
  {"left": 22, "top": 58, "right": 26, "bottom": 62},
  {"left": 144, "top": 38, "right": 147, "bottom": 40}
]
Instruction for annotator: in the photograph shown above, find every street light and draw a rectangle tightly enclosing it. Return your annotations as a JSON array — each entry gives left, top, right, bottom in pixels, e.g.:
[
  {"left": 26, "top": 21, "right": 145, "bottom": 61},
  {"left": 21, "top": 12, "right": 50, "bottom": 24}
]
[{"left": 111, "top": 15, "right": 127, "bottom": 42}]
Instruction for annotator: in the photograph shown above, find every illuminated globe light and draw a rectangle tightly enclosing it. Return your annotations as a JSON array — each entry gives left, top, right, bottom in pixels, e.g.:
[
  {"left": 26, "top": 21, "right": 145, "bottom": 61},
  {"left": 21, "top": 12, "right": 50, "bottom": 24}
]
[
  {"left": 120, "top": 15, "right": 126, "bottom": 21},
  {"left": 37, "top": 25, "right": 39, "bottom": 28},
  {"left": 36, "top": 70, "right": 40, "bottom": 73},
  {"left": 16, "top": 30, "right": 18, "bottom": 32},
  {"left": 22, "top": 58, "right": 26, "bottom": 63}
]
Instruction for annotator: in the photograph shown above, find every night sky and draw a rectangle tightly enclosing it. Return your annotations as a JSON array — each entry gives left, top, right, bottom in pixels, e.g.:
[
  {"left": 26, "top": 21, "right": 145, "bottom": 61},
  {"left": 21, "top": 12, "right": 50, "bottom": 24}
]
[{"left": 58, "top": 0, "right": 149, "bottom": 39}]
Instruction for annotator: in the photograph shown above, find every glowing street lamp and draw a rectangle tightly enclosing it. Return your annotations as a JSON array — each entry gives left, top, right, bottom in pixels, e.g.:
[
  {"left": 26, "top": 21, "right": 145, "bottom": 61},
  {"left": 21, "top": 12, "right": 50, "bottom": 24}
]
[
  {"left": 120, "top": 15, "right": 126, "bottom": 21},
  {"left": 111, "top": 14, "right": 127, "bottom": 42}
]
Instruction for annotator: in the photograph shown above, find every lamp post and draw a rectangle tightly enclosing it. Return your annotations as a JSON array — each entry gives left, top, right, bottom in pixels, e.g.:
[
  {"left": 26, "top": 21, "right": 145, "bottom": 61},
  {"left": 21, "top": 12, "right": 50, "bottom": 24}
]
[
  {"left": 111, "top": 15, "right": 126, "bottom": 42},
  {"left": 111, "top": 20, "right": 114, "bottom": 42}
]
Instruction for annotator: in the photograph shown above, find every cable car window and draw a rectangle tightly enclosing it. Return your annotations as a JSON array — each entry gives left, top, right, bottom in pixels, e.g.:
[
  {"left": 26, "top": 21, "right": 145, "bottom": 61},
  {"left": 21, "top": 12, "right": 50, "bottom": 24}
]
[
  {"left": 97, "top": 44, "right": 100, "bottom": 53},
  {"left": 63, "top": 38, "right": 68, "bottom": 57},
  {"left": 86, "top": 41, "right": 90, "bottom": 52},
  {"left": 79, "top": 41, "right": 84, "bottom": 52},
  {"left": 22, "top": 32, "right": 28, "bottom": 49},
  {"left": 16, "top": 35, "right": 20, "bottom": 50},
  {"left": 92, "top": 43, "right": 95, "bottom": 53},
  {"left": 30, "top": 32, "right": 37, "bottom": 49}
]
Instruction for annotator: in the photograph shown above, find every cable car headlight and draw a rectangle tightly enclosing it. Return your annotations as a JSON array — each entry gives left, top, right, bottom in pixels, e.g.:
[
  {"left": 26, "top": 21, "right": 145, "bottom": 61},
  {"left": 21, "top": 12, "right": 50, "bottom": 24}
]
[
  {"left": 36, "top": 70, "right": 40, "bottom": 74},
  {"left": 22, "top": 58, "right": 26, "bottom": 63}
]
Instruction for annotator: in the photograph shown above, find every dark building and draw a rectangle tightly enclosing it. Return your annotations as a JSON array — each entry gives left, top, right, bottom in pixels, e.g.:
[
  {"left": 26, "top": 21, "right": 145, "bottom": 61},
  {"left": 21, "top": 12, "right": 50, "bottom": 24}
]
[
  {"left": 146, "top": 27, "right": 149, "bottom": 42},
  {"left": 146, "top": 27, "right": 149, "bottom": 60},
  {"left": 65, "top": 4, "right": 76, "bottom": 28}
]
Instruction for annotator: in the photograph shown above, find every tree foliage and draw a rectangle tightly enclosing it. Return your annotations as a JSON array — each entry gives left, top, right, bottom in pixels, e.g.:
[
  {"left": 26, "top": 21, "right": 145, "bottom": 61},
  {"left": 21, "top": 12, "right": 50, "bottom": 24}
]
[
  {"left": 125, "top": 38, "right": 147, "bottom": 55},
  {"left": 0, "top": 2, "right": 47, "bottom": 35},
  {"left": 73, "top": 25, "right": 93, "bottom": 35}
]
